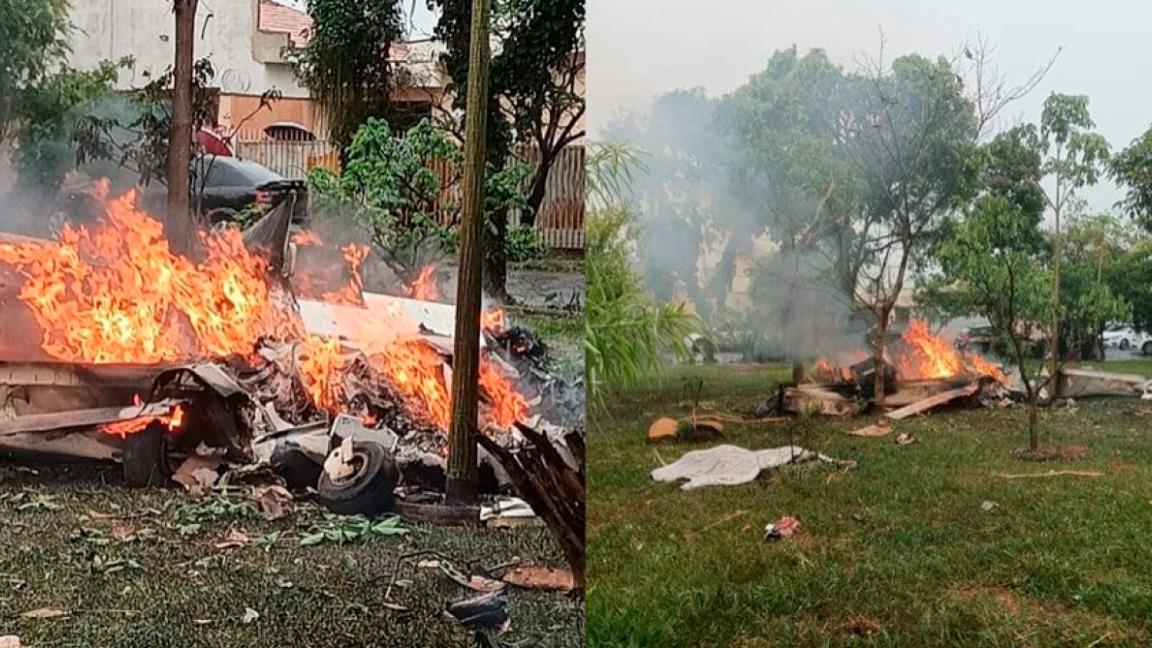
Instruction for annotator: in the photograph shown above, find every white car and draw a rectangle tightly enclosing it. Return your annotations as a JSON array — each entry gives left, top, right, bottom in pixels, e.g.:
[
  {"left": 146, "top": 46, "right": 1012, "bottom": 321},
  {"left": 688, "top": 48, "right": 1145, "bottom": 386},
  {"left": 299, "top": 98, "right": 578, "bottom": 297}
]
[{"left": 1102, "top": 325, "right": 1152, "bottom": 353}]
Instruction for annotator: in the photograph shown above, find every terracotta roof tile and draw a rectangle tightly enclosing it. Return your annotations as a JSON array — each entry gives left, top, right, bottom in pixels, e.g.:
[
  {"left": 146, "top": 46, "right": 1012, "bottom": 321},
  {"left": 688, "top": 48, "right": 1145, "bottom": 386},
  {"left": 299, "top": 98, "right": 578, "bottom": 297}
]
[{"left": 258, "top": 0, "right": 313, "bottom": 47}]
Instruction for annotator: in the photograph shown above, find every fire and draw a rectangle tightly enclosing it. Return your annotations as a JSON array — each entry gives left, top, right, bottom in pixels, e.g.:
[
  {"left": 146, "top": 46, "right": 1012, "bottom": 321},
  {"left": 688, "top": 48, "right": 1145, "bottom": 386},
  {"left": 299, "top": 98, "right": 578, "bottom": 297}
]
[
  {"left": 0, "top": 188, "right": 531, "bottom": 433},
  {"left": 0, "top": 185, "right": 298, "bottom": 363},
  {"left": 100, "top": 402, "right": 186, "bottom": 438},
  {"left": 297, "top": 337, "right": 348, "bottom": 413},
  {"left": 408, "top": 265, "right": 439, "bottom": 301},
  {"left": 320, "top": 243, "right": 369, "bottom": 306},
  {"left": 481, "top": 308, "right": 507, "bottom": 334},
  {"left": 897, "top": 319, "right": 1006, "bottom": 383},
  {"left": 290, "top": 232, "right": 367, "bottom": 306}
]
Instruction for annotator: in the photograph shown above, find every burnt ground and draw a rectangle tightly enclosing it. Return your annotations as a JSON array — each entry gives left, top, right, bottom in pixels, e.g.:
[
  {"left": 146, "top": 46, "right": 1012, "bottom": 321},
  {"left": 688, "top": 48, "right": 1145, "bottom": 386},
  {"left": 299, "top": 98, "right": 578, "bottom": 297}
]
[
  {"left": 0, "top": 314, "right": 585, "bottom": 647},
  {"left": 0, "top": 462, "right": 582, "bottom": 648}
]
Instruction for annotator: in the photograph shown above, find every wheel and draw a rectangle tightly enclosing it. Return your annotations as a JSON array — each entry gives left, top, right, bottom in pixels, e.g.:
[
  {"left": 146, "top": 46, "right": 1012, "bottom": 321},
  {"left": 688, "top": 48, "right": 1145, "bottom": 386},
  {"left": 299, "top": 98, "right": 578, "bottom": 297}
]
[
  {"left": 122, "top": 422, "right": 169, "bottom": 487},
  {"left": 316, "top": 442, "right": 399, "bottom": 515},
  {"left": 270, "top": 445, "right": 323, "bottom": 491},
  {"left": 1120, "top": 339, "right": 1131, "bottom": 350},
  {"left": 1143, "top": 341, "right": 1152, "bottom": 356}
]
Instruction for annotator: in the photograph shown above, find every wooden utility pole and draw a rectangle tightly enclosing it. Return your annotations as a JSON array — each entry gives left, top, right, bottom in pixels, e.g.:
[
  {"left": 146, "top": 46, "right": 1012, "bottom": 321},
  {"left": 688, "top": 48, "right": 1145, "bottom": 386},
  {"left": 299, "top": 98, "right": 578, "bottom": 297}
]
[
  {"left": 167, "top": 0, "right": 198, "bottom": 256},
  {"left": 445, "top": 0, "right": 492, "bottom": 505}
]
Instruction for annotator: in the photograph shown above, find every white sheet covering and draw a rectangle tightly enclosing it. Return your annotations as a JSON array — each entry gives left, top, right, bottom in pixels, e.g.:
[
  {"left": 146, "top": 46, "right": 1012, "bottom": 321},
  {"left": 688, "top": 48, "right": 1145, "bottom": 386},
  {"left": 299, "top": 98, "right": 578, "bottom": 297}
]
[{"left": 650, "top": 444, "right": 838, "bottom": 490}]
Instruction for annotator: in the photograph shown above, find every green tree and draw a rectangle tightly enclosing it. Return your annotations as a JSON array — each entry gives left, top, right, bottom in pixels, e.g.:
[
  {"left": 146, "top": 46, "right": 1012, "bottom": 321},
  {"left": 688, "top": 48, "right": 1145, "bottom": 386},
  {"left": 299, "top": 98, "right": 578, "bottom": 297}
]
[
  {"left": 432, "top": 0, "right": 585, "bottom": 301},
  {"left": 295, "top": 0, "right": 405, "bottom": 150},
  {"left": 11, "top": 60, "right": 122, "bottom": 194},
  {"left": 1109, "top": 126, "right": 1152, "bottom": 231},
  {"left": 1037, "top": 93, "right": 1110, "bottom": 377},
  {"left": 922, "top": 195, "right": 1053, "bottom": 451},
  {"left": 585, "top": 142, "right": 699, "bottom": 401},
  {"left": 0, "top": 0, "right": 70, "bottom": 141},
  {"left": 836, "top": 53, "right": 980, "bottom": 401},
  {"left": 308, "top": 118, "right": 526, "bottom": 287}
]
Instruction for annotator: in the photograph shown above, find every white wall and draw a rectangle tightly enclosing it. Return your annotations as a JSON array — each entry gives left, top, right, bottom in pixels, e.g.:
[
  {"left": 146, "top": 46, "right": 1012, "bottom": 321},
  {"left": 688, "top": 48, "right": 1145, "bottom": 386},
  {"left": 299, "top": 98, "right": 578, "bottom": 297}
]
[{"left": 67, "top": 0, "right": 310, "bottom": 98}]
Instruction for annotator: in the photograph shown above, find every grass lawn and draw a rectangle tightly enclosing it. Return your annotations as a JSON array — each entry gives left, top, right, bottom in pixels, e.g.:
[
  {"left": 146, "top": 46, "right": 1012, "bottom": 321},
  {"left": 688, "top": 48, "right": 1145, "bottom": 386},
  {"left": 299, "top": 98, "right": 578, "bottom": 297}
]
[
  {"left": 588, "top": 362, "right": 1152, "bottom": 648},
  {"left": 0, "top": 463, "right": 582, "bottom": 647}
]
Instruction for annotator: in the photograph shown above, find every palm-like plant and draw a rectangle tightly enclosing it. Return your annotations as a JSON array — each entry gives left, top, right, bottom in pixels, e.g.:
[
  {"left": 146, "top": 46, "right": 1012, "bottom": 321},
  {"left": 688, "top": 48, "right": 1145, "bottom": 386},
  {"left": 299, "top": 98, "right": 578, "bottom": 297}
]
[{"left": 585, "top": 143, "right": 702, "bottom": 401}]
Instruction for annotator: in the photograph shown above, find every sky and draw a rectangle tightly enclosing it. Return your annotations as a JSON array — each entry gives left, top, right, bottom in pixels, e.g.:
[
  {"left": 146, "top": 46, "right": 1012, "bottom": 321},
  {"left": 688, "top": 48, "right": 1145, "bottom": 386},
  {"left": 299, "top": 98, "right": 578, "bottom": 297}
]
[{"left": 587, "top": 0, "right": 1152, "bottom": 212}]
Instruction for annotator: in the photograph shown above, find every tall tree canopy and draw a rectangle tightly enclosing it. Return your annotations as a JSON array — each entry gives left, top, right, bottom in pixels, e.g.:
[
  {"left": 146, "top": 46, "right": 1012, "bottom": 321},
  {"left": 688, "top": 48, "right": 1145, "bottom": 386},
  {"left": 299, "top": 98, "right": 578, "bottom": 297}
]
[
  {"left": 296, "top": 0, "right": 405, "bottom": 149},
  {"left": 0, "top": 0, "right": 70, "bottom": 141},
  {"left": 432, "top": 0, "right": 585, "bottom": 301}
]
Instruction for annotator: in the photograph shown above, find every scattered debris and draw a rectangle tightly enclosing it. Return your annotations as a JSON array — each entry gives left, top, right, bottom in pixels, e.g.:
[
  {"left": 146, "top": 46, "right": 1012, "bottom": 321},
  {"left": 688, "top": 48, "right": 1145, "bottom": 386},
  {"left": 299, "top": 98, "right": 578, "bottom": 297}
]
[
  {"left": 648, "top": 417, "right": 679, "bottom": 441},
  {"left": 251, "top": 485, "right": 294, "bottom": 521},
  {"left": 480, "top": 497, "right": 538, "bottom": 528},
  {"left": 501, "top": 566, "right": 576, "bottom": 591},
  {"left": 886, "top": 383, "right": 980, "bottom": 420},
  {"left": 19, "top": 607, "right": 69, "bottom": 620},
  {"left": 445, "top": 590, "right": 510, "bottom": 638},
  {"left": 213, "top": 529, "right": 251, "bottom": 550},
  {"left": 895, "top": 433, "right": 918, "bottom": 446},
  {"left": 847, "top": 420, "right": 892, "bottom": 437},
  {"left": 764, "top": 515, "right": 801, "bottom": 540},
  {"left": 241, "top": 607, "right": 260, "bottom": 624},
  {"left": 1056, "top": 444, "right": 1089, "bottom": 461},
  {"left": 650, "top": 445, "right": 846, "bottom": 490},
  {"left": 996, "top": 470, "right": 1104, "bottom": 479},
  {"left": 439, "top": 563, "right": 506, "bottom": 593},
  {"left": 1052, "top": 368, "right": 1149, "bottom": 399},
  {"left": 476, "top": 423, "right": 584, "bottom": 588},
  {"left": 981, "top": 500, "right": 998, "bottom": 512}
]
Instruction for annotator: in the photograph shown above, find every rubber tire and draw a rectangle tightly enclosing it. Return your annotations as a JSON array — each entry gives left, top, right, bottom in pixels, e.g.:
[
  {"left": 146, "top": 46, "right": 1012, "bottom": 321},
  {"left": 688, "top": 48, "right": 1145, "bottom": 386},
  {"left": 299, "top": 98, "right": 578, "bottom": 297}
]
[
  {"left": 1120, "top": 339, "right": 1131, "bottom": 350},
  {"left": 317, "top": 442, "right": 399, "bottom": 515},
  {"left": 122, "top": 422, "right": 168, "bottom": 487},
  {"left": 1143, "top": 341, "right": 1152, "bottom": 356},
  {"left": 270, "top": 445, "right": 323, "bottom": 491}
]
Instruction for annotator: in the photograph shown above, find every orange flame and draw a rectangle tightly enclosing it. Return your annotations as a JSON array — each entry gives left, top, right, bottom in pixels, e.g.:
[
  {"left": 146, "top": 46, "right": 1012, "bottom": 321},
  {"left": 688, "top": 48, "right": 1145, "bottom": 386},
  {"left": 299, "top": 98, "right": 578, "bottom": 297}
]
[
  {"left": 0, "top": 189, "right": 530, "bottom": 433},
  {"left": 0, "top": 186, "right": 299, "bottom": 363},
  {"left": 320, "top": 243, "right": 369, "bottom": 305},
  {"left": 481, "top": 308, "right": 507, "bottom": 334},
  {"left": 408, "top": 265, "right": 439, "bottom": 301},
  {"left": 897, "top": 319, "right": 1006, "bottom": 383},
  {"left": 100, "top": 402, "right": 186, "bottom": 438}
]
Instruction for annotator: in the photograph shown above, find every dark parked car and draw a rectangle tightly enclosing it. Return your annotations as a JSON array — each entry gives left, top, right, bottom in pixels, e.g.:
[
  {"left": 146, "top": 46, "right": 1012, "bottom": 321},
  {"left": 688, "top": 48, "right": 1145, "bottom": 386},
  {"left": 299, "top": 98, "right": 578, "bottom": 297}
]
[{"left": 192, "top": 156, "right": 309, "bottom": 226}]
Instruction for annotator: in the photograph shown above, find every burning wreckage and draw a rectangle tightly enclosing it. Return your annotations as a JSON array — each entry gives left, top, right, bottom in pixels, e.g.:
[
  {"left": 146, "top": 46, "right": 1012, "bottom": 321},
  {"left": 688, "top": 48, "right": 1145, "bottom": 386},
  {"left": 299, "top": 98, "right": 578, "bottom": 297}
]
[
  {"left": 0, "top": 185, "right": 583, "bottom": 521},
  {"left": 764, "top": 319, "right": 1151, "bottom": 420}
]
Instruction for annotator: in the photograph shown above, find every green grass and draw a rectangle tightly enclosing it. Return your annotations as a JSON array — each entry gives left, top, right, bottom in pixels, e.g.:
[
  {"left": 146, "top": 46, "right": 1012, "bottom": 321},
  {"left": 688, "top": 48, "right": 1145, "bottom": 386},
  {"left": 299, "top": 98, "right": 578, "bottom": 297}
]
[
  {"left": 589, "top": 362, "right": 1152, "bottom": 647},
  {"left": 0, "top": 464, "right": 582, "bottom": 647}
]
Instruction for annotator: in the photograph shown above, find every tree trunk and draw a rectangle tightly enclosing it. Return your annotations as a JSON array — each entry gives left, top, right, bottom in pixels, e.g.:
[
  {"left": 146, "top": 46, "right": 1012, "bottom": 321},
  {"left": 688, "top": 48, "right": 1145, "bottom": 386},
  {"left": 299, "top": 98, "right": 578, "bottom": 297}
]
[
  {"left": 1048, "top": 173, "right": 1063, "bottom": 394},
  {"left": 445, "top": 0, "right": 492, "bottom": 506},
  {"left": 871, "top": 312, "right": 890, "bottom": 403},
  {"left": 1027, "top": 394, "right": 1039, "bottom": 451},
  {"left": 166, "top": 0, "right": 198, "bottom": 257},
  {"left": 482, "top": 206, "right": 512, "bottom": 303},
  {"left": 522, "top": 150, "right": 554, "bottom": 229}
]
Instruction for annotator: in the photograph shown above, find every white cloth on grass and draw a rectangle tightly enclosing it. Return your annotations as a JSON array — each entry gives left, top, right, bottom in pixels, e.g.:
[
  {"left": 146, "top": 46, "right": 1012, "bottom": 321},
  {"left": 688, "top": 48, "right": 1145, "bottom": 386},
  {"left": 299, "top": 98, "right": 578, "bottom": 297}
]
[{"left": 650, "top": 444, "right": 837, "bottom": 490}]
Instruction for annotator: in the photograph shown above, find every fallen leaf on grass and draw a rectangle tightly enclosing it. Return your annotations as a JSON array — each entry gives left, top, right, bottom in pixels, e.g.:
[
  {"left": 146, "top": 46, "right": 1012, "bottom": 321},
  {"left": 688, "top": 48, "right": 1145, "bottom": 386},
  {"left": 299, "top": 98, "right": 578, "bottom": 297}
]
[
  {"left": 842, "top": 614, "right": 882, "bottom": 637},
  {"left": 111, "top": 525, "right": 135, "bottom": 542},
  {"left": 439, "top": 564, "right": 505, "bottom": 593},
  {"left": 20, "top": 608, "right": 69, "bottom": 620},
  {"left": 241, "top": 608, "right": 259, "bottom": 624},
  {"left": 252, "top": 486, "right": 294, "bottom": 521},
  {"left": 213, "top": 530, "right": 250, "bottom": 550},
  {"left": 847, "top": 420, "right": 891, "bottom": 437},
  {"left": 501, "top": 566, "right": 576, "bottom": 591}
]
